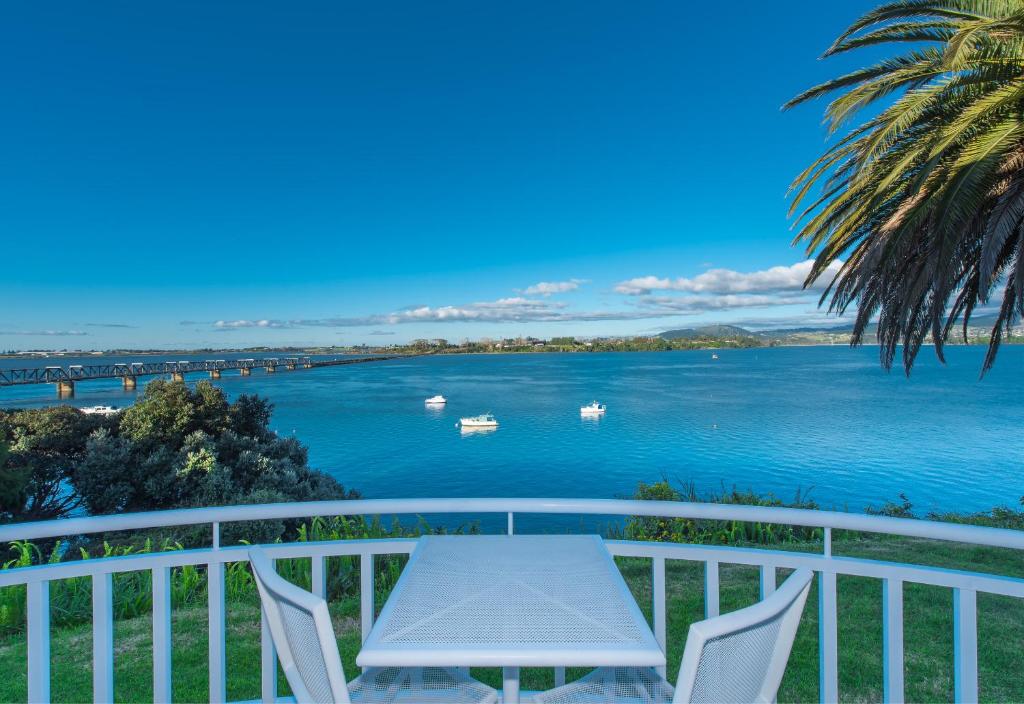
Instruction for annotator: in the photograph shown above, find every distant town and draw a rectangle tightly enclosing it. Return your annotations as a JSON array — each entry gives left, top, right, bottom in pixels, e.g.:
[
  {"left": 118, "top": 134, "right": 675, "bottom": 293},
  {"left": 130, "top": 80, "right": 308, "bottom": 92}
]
[{"left": 4, "top": 320, "right": 1022, "bottom": 358}]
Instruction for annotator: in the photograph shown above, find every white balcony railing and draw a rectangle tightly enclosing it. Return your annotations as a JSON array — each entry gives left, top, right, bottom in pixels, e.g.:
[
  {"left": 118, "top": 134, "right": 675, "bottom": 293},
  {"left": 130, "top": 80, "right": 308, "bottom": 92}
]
[{"left": 2, "top": 498, "right": 1023, "bottom": 703}]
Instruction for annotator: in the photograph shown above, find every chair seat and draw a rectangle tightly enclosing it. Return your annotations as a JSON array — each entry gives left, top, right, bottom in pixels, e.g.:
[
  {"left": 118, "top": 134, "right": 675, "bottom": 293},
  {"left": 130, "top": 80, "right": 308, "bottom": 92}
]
[
  {"left": 349, "top": 667, "right": 499, "bottom": 704},
  {"left": 532, "top": 667, "right": 674, "bottom": 704}
]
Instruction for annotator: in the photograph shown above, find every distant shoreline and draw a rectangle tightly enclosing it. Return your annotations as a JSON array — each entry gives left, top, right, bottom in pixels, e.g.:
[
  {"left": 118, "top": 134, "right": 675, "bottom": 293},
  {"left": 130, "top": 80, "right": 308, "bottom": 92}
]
[{"left": 2, "top": 340, "right": 1016, "bottom": 361}]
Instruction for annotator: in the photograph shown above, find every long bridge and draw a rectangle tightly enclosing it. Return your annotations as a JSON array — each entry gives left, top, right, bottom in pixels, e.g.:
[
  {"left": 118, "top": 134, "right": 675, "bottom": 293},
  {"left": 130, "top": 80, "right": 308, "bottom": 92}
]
[{"left": 0, "top": 355, "right": 403, "bottom": 396}]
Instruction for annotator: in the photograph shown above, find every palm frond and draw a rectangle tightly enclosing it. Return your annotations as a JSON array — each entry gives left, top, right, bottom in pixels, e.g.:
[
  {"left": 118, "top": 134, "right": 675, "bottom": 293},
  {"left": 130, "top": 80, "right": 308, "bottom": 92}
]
[{"left": 788, "top": 0, "right": 1024, "bottom": 374}]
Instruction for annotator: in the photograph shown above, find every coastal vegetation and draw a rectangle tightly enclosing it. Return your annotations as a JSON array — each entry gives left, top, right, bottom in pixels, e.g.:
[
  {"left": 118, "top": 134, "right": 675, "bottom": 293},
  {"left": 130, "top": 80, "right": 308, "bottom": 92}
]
[
  {"left": 8, "top": 319, "right": 1024, "bottom": 362},
  {"left": 787, "top": 0, "right": 1024, "bottom": 373},
  {"left": 0, "top": 380, "right": 354, "bottom": 527}
]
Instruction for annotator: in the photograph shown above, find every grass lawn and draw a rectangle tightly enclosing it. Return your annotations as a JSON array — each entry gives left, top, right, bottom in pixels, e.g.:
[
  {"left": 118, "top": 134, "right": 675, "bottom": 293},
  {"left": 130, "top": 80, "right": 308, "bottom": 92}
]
[{"left": 0, "top": 536, "right": 1022, "bottom": 703}]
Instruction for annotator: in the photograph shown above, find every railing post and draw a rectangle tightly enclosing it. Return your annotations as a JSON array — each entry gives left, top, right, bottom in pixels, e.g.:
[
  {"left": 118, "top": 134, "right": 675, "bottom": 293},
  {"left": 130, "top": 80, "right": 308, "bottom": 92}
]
[
  {"left": 27, "top": 580, "right": 50, "bottom": 704},
  {"left": 760, "top": 565, "right": 776, "bottom": 599},
  {"left": 260, "top": 558, "right": 278, "bottom": 704},
  {"left": 208, "top": 560, "right": 226, "bottom": 703},
  {"left": 652, "top": 557, "right": 667, "bottom": 678},
  {"left": 883, "top": 578, "right": 905, "bottom": 703},
  {"left": 953, "top": 588, "right": 978, "bottom": 703},
  {"left": 819, "top": 569, "right": 839, "bottom": 703},
  {"left": 312, "top": 555, "right": 327, "bottom": 598},
  {"left": 153, "top": 566, "right": 173, "bottom": 704},
  {"left": 704, "top": 560, "right": 719, "bottom": 619},
  {"left": 361, "top": 551, "right": 375, "bottom": 673},
  {"left": 507, "top": 512, "right": 514, "bottom": 536},
  {"left": 93, "top": 572, "right": 114, "bottom": 703}
]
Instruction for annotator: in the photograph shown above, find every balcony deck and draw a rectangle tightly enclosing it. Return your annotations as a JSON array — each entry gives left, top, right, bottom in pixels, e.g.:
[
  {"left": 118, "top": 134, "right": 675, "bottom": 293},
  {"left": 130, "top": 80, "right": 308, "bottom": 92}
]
[{"left": 1, "top": 498, "right": 1023, "bottom": 703}]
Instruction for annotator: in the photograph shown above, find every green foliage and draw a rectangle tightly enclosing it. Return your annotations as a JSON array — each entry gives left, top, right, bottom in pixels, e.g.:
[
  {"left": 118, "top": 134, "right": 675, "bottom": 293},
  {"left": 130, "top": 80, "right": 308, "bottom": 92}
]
[
  {"left": 0, "top": 380, "right": 355, "bottom": 524},
  {"left": 865, "top": 492, "right": 916, "bottom": 518},
  {"left": 0, "top": 432, "right": 26, "bottom": 518},
  {"left": 869, "top": 492, "right": 1024, "bottom": 529},
  {"left": 624, "top": 480, "right": 823, "bottom": 544},
  {"left": 0, "top": 514, "right": 478, "bottom": 637},
  {"left": 0, "top": 406, "right": 111, "bottom": 521},
  {"left": 786, "top": 1, "right": 1024, "bottom": 374}
]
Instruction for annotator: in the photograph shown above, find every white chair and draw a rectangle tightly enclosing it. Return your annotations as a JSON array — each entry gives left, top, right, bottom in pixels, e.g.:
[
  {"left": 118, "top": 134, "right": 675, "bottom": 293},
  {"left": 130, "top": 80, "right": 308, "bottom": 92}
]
[
  {"left": 533, "top": 568, "right": 814, "bottom": 704},
  {"left": 249, "top": 547, "right": 498, "bottom": 704}
]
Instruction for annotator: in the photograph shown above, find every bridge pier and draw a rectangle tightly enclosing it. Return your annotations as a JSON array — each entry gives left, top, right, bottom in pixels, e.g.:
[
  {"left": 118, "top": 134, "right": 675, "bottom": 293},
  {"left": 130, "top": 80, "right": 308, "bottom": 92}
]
[
  {"left": 171, "top": 372, "right": 185, "bottom": 383},
  {"left": 286, "top": 364, "right": 296, "bottom": 371},
  {"left": 265, "top": 365, "right": 276, "bottom": 373},
  {"left": 303, "top": 362, "right": 313, "bottom": 369},
  {"left": 56, "top": 380, "right": 74, "bottom": 397},
  {"left": 240, "top": 368, "right": 251, "bottom": 377},
  {"left": 210, "top": 370, "right": 221, "bottom": 379},
  {"left": 122, "top": 376, "right": 137, "bottom": 390}
]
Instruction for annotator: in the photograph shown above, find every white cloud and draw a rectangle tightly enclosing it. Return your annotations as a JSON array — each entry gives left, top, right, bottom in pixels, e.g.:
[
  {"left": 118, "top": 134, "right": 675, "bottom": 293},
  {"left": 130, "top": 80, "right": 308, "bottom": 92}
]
[
  {"left": 194, "top": 261, "right": 848, "bottom": 331},
  {"left": 196, "top": 293, "right": 794, "bottom": 329},
  {"left": 212, "top": 319, "right": 297, "bottom": 330},
  {"left": 615, "top": 260, "right": 844, "bottom": 296},
  {"left": 635, "top": 293, "right": 808, "bottom": 313},
  {"left": 0, "top": 329, "right": 89, "bottom": 336},
  {"left": 521, "top": 279, "right": 586, "bottom": 296}
]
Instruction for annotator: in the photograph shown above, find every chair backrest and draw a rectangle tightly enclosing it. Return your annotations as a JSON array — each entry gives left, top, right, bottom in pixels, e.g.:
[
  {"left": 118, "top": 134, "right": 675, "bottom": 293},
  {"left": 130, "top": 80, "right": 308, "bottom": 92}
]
[
  {"left": 673, "top": 568, "right": 814, "bottom": 704},
  {"left": 249, "top": 547, "right": 351, "bottom": 704}
]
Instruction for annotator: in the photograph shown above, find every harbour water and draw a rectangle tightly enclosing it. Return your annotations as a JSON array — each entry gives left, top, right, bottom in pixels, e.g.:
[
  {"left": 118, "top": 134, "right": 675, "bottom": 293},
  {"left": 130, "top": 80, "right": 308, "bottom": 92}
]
[{"left": 2, "top": 346, "right": 1022, "bottom": 517}]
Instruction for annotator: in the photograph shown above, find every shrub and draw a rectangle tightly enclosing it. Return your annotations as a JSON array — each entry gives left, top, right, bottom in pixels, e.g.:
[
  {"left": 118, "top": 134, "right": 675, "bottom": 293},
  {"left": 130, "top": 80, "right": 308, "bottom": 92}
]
[
  {"left": 624, "top": 480, "right": 822, "bottom": 544},
  {"left": 0, "top": 380, "right": 357, "bottom": 527}
]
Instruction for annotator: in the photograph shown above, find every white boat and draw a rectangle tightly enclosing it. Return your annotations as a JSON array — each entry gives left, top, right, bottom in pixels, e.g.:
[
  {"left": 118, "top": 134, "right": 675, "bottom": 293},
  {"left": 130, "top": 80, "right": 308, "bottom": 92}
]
[
  {"left": 425, "top": 395, "right": 447, "bottom": 405},
  {"left": 80, "top": 405, "right": 120, "bottom": 416},
  {"left": 580, "top": 401, "right": 606, "bottom": 415},
  {"left": 712, "top": 353, "right": 719, "bottom": 360},
  {"left": 458, "top": 413, "right": 498, "bottom": 427}
]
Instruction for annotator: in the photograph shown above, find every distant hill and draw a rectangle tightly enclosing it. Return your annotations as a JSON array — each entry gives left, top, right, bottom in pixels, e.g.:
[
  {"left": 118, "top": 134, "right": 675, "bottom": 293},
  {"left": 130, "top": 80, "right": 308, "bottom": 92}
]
[
  {"left": 659, "top": 325, "right": 759, "bottom": 340},
  {"left": 758, "top": 324, "right": 870, "bottom": 337},
  {"left": 658, "top": 314, "right": 1009, "bottom": 345}
]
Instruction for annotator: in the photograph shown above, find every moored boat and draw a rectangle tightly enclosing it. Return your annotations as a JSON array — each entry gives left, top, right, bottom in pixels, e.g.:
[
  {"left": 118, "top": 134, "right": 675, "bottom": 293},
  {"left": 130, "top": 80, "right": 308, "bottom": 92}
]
[
  {"left": 458, "top": 413, "right": 498, "bottom": 427},
  {"left": 425, "top": 395, "right": 447, "bottom": 405},
  {"left": 580, "top": 401, "right": 606, "bottom": 415},
  {"left": 80, "top": 405, "right": 120, "bottom": 416}
]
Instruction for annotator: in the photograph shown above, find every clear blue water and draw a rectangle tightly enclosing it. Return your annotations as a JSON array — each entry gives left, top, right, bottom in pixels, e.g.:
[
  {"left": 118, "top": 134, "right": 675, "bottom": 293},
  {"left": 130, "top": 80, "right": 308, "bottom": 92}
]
[{"left": 2, "top": 346, "right": 1022, "bottom": 518}]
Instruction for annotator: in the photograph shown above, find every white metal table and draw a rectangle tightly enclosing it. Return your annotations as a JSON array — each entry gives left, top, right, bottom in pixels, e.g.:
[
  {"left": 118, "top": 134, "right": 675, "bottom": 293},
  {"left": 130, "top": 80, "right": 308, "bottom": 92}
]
[{"left": 357, "top": 534, "right": 665, "bottom": 703}]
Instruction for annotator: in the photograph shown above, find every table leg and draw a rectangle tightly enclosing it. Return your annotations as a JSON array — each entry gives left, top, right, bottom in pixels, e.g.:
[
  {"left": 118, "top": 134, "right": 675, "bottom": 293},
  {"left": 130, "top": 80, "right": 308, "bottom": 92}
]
[{"left": 502, "top": 666, "right": 520, "bottom": 703}]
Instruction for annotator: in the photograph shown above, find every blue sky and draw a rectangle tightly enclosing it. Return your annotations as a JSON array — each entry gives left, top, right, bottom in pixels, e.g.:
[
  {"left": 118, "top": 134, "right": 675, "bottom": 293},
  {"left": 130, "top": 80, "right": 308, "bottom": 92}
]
[{"left": 1, "top": 1, "right": 881, "bottom": 349}]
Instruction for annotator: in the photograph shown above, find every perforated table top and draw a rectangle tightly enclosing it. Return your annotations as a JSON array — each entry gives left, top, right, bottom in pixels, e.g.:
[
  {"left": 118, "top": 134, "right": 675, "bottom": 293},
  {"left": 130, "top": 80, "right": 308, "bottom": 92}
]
[{"left": 356, "top": 535, "right": 665, "bottom": 668}]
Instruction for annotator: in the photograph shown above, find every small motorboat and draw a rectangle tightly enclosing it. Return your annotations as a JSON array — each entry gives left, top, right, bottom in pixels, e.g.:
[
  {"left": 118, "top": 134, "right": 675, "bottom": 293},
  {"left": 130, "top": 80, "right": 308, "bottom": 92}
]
[
  {"left": 580, "top": 401, "right": 606, "bottom": 416},
  {"left": 425, "top": 395, "right": 447, "bottom": 405},
  {"left": 458, "top": 413, "right": 498, "bottom": 428},
  {"left": 80, "top": 405, "right": 120, "bottom": 416},
  {"left": 712, "top": 353, "right": 719, "bottom": 360}
]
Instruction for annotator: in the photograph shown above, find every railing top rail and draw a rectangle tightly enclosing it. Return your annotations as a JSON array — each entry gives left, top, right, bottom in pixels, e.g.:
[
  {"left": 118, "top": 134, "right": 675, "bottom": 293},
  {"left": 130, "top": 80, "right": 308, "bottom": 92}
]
[{"left": 2, "top": 498, "right": 1022, "bottom": 549}]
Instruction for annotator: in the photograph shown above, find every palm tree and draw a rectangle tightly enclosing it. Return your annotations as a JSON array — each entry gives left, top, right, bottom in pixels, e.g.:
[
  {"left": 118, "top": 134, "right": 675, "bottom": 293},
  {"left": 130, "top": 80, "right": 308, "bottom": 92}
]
[{"left": 786, "top": 0, "right": 1024, "bottom": 373}]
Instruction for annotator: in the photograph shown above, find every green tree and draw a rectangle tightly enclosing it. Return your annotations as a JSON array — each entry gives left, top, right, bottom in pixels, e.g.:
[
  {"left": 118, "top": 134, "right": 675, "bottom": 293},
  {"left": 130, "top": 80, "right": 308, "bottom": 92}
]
[
  {"left": 786, "top": 1, "right": 1024, "bottom": 373},
  {"left": 73, "top": 380, "right": 356, "bottom": 520},
  {"left": 0, "top": 407, "right": 111, "bottom": 521},
  {"left": 0, "top": 430, "right": 27, "bottom": 518},
  {"left": 1, "top": 381, "right": 356, "bottom": 530}
]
